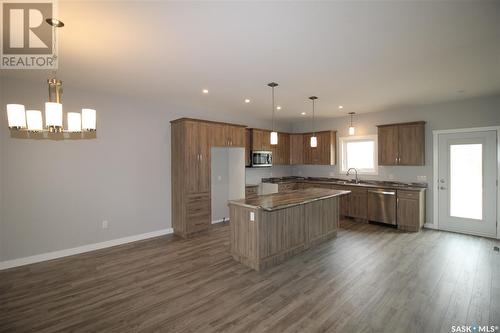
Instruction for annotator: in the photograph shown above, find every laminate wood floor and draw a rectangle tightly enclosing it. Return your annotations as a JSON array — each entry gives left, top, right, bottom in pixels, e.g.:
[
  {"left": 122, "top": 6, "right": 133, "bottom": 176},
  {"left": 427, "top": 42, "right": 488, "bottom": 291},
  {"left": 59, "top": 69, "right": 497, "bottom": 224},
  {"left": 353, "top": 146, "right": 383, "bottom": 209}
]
[{"left": 1, "top": 220, "right": 499, "bottom": 333}]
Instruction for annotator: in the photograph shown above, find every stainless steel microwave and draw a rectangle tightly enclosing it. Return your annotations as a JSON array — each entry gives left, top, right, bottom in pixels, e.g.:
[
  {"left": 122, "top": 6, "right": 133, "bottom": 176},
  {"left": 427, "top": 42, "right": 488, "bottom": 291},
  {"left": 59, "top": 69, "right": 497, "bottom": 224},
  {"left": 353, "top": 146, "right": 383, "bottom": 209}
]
[{"left": 251, "top": 151, "right": 272, "bottom": 167}]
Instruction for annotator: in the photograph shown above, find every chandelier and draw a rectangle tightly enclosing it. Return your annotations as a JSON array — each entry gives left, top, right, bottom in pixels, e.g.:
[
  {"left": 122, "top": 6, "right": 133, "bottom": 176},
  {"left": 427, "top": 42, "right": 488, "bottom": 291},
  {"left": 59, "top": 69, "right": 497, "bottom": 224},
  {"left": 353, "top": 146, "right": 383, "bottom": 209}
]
[{"left": 5, "top": 18, "right": 96, "bottom": 134}]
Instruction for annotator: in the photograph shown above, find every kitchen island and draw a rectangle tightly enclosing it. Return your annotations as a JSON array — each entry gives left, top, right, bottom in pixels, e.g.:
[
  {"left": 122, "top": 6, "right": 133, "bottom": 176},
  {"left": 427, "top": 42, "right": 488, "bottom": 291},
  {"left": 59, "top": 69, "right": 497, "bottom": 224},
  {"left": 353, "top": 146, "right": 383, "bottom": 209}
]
[{"left": 228, "top": 188, "right": 350, "bottom": 271}]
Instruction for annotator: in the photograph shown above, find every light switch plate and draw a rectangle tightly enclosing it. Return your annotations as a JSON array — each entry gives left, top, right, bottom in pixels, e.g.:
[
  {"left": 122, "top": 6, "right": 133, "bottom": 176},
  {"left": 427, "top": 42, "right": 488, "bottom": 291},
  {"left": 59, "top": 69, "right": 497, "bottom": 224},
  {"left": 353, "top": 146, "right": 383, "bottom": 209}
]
[{"left": 250, "top": 212, "right": 255, "bottom": 221}]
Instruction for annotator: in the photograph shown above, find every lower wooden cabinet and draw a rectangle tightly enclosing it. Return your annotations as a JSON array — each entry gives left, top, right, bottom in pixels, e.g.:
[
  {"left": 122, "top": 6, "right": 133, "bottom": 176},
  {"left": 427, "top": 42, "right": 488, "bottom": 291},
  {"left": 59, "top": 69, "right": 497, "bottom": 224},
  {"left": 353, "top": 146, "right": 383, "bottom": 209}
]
[
  {"left": 397, "top": 190, "right": 425, "bottom": 232},
  {"left": 185, "top": 192, "right": 211, "bottom": 233},
  {"left": 347, "top": 187, "right": 368, "bottom": 220}
]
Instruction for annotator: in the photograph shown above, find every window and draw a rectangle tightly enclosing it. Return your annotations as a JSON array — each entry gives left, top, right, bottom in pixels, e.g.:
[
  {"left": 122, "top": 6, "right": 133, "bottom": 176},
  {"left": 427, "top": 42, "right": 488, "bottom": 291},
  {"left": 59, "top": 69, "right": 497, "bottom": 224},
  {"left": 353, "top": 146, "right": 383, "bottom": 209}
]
[{"left": 340, "top": 135, "right": 378, "bottom": 174}]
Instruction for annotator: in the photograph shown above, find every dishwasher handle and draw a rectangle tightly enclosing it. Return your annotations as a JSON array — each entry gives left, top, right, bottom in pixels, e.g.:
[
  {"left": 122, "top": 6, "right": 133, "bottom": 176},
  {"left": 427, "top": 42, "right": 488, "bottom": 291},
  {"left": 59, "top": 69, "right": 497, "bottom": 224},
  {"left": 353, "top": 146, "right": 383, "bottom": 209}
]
[{"left": 368, "top": 190, "right": 396, "bottom": 195}]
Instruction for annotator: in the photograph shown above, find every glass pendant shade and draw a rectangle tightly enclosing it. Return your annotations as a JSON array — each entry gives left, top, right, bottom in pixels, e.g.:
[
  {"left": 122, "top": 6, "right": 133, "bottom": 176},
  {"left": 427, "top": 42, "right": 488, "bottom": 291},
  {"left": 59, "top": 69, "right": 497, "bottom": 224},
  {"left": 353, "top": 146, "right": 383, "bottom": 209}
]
[
  {"left": 82, "top": 108, "right": 96, "bottom": 131},
  {"left": 310, "top": 136, "right": 317, "bottom": 148},
  {"left": 45, "top": 102, "right": 63, "bottom": 128},
  {"left": 26, "top": 110, "right": 43, "bottom": 131},
  {"left": 349, "top": 126, "right": 355, "bottom": 136},
  {"left": 67, "top": 112, "right": 82, "bottom": 132},
  {"left": 270, "top": 131, "right": 278, "bottom": 145},
  {"left": 6, "top": 104, "right": 26, "bottom": 128}
]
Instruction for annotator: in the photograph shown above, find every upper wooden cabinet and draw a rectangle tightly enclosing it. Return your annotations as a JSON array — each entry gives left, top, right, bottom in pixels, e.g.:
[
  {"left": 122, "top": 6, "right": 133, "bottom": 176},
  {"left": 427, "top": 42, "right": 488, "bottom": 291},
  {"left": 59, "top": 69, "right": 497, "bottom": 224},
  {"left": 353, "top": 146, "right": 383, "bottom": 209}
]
[
  {"left": 302, "top": 131, "right": 337, "bottom": 165},
  {"left": 212, "top": 124, "right": 245, "bottom": 147},
  {"left": 251, "top": 129, "right": 271, "bottom": 151},
  {"left": 377, "top": 121, "right": 425, "bottom": 166},
  {"left": 272, "top": 132, "right": 290, "bottom": 165},
  {"left": 289, "top": 134, "right": 304, "bottom": 165},
  {"left": 245, "top": 129, "right": 252, "bottom": 167}
]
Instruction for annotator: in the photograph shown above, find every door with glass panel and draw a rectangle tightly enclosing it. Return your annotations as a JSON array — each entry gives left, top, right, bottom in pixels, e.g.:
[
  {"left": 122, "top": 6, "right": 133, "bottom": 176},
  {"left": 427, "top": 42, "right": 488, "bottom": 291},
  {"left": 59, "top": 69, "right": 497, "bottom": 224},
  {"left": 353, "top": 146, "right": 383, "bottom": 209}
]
[{"left": 437, "top": 130, "right": 497, "bottom": 237}]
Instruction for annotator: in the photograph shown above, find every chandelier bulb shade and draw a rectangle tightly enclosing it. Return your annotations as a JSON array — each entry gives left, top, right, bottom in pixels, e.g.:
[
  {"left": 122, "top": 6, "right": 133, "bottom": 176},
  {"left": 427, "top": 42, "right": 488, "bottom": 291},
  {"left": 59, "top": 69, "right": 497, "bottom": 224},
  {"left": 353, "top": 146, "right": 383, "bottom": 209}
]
[
  {"left": 26, "top": 110, "right": 43, "bottom": 132},
  {"left": 67, "top": 112, "right": 82, "bottom": 132},
  {"left": 82, "top": 108, "right": 97, "bottom": 131},
  {"left": 45, "top": 102, "right": 63, "bottom": 132},
  {"left": 6, "top": 104, "right": 26, "bottom": 129}
]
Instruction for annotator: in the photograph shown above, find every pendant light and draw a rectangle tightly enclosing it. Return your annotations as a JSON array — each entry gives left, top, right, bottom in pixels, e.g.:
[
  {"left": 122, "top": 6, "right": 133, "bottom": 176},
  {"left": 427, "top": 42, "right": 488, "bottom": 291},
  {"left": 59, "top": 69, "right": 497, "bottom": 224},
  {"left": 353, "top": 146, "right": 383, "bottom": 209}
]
[
  {"left": 309, "top": 96, "right": 318, "bottom": 147},
  {"left": 268, "top": 82, "right": 278, "bottom": 145},
  {"left": 348, "top": 112, "right": 356, "bottom": 136}
]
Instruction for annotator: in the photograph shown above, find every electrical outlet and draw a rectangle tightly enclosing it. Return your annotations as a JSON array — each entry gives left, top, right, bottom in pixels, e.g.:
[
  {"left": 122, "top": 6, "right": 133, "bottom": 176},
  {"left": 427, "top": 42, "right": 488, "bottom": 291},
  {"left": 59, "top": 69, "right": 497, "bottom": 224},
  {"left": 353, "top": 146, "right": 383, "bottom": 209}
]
[
  {"left": 102, "top": 220, "right": 109, "bottom": 229},
  {"left": 250, "top": 212, "right": 255, "bottom": 221},
  {"left": 388, "top": 174, "right": 395, "bottom": 180},
  {"left": 417, "top": 175, "right": 427, "bottom": 182}
]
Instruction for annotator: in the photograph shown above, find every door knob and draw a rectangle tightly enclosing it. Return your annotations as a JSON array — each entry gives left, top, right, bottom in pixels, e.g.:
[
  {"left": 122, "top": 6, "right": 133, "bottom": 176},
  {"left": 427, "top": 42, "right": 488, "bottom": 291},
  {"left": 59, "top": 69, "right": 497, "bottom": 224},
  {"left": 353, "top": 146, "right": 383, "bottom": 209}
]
[{"left": 440, "top": 186, "right": 446, "bottom": 190}]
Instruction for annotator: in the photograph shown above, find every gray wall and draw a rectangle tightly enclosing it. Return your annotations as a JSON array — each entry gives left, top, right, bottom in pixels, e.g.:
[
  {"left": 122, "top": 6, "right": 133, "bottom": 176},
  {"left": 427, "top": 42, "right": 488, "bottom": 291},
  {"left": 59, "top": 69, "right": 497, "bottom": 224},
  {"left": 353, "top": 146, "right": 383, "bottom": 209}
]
[
  {"left": 291, "top": 94, "right": 500, "bottom": 226},
  {"left": 0, "top": 76, "right": 291, "bottom": 261}
]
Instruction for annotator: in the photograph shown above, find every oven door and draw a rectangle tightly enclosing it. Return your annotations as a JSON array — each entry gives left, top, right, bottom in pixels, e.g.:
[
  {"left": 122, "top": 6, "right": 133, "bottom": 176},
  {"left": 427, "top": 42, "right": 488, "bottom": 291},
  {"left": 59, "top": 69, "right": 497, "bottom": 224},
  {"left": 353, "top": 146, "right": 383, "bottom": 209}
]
[{"left": 252, "top": 151, "right": 272, "bottom": 167}]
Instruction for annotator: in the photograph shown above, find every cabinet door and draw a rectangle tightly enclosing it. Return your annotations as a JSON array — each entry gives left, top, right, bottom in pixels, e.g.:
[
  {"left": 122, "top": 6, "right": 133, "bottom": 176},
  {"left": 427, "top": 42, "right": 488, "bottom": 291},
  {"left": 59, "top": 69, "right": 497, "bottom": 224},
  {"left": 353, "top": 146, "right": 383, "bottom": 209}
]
[
  {"left": 348, "top": 188, "right": 368, "bottom": 219},
  {"left": 225, "top": 125, "right": 245, "bottom": 147},
  {"left": 252, "top": 129, "right": 271, "bottom": 151},
  {"left": 279, "top": 133, "right": 290, "bottom": 165},
  {"left": 245, "top": 129, "right": 252, "bottom": 166},
  {"left": 290, "top": 134, "right": 304, "bottom": 165},
  {"left": 397, "top": 197, "right": 420, "bottom": 231},
  {"left": 317, "top": 131, "right": 335, "bottom": 165},
  {"left": 378, "top": 125, "right": 399, "bottom": 165},
  {"left": 184, "top": 121, "right": 201, "bottom": 193},
  {"left": 210, "top": 124, "right": 226, "bottom": 147},
  {"left": 198, "top": 122, "right": 211, "bottom": 192},
  {"left": 398, "top": 123, "right": 425, "bottom": 165},
  {"left": 303, "top": 133, "right": 313, "bottom": 164}
]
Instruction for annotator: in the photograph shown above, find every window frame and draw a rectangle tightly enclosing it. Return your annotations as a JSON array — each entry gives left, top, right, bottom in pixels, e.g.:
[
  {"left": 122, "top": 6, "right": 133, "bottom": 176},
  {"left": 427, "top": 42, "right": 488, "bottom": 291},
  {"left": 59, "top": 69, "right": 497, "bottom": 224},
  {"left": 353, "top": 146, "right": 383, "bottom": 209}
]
[{"left": 339, "top": 135, "right": 379, "bottom": 175}]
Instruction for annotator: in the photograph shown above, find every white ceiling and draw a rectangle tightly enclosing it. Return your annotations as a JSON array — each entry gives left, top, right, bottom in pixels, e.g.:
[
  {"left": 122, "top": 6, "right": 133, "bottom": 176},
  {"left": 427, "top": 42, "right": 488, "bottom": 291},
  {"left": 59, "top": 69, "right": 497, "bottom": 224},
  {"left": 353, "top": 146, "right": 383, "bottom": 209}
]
[{"left": 2, "top": 0, "right": 499, "bottom": 121}]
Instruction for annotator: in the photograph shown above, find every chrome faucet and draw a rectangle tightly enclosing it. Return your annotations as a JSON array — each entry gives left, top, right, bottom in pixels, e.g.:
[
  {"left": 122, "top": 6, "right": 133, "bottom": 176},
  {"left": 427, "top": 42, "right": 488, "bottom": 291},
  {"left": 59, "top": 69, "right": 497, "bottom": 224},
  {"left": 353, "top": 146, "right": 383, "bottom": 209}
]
[{"left": 346, "top": 168, "right": 359, "bottom": 184}]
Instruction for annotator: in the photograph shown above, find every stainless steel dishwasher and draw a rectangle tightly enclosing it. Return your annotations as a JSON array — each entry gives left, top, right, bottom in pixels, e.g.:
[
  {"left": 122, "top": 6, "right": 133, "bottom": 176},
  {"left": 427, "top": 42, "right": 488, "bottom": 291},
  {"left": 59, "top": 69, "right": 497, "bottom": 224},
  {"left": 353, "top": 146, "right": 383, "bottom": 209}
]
[{"left": 367, "top": 189, "right": 397, "bottom": 225}]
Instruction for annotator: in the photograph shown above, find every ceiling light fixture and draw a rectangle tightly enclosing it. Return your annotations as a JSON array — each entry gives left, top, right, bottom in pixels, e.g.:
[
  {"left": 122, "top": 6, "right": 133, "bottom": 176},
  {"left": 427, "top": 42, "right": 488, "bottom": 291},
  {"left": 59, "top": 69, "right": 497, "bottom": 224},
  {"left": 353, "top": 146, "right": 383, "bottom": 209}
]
[
  {"left": 276, "top": 105, "right": 281, "bottom": 110},
  {"left": 309, "top": 96, "right": 318, "bottom": 148},
  {"left": 301, "top": 112, "right": 306, "bottom": 115},
  {"left": 202, "top": 89, "right": 209, "bottom": 94},
  {"left": 348, "top": 112, "right": 356, "bottom": 136},
  {"left": 5, "top": 18, "right": 96, "bottom": 135},
  {"left": 268, "top": 82, "right": 278, "bottom": 145},
  {"left": 244, "top": 99, "right": 250, "bottom": 103},
  {"left": 338, "top": 105, "right": 344, "bottom": 109}
]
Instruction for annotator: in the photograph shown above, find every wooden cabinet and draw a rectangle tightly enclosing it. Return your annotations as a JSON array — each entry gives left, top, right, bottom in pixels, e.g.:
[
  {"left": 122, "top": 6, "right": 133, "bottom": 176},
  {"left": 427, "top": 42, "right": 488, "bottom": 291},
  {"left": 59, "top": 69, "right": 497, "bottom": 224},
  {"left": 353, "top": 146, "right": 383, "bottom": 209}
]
[
  {"left": 272, "top": 132, "right": 290, "bottom": 165},
  {"left": 397, "top": 190, "right": 425, "bottom": 232},
  {"left": 212, "top": 124, "right": 245, "bottom": 147},
  {"left": 290, "top": 134, "right": 304, "bottom": 165},
  {"left": 251, "top": 129, "right": 271, "bottom": 151},
  {"left": 377, "top": 121, "right": 425, "bottom": 166},
  {"left": 348, "top": 187, "right": 368, "bottom": 220},
  {"left": 245, "top": 129, "right": 251, "bottom": 167},
  {"left": 302, "top": 131, "right": 336, "bottom": 165},
  {"left": 171, "top": 118, "right": 247, "bottom": 238}
]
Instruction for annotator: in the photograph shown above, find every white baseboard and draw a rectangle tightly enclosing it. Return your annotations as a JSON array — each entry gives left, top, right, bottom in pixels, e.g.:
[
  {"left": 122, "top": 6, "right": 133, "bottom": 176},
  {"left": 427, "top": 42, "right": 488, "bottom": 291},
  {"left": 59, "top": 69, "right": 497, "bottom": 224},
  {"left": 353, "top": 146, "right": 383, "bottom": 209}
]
[
  {"left": 0, "top": 228, "right": 173, "bottom": 271},
  {"left": 212, "top": 218, "right": 229, "bottom": 224},
  {"left": 423, "top": 223, "right": 438, "bottom": 230}
]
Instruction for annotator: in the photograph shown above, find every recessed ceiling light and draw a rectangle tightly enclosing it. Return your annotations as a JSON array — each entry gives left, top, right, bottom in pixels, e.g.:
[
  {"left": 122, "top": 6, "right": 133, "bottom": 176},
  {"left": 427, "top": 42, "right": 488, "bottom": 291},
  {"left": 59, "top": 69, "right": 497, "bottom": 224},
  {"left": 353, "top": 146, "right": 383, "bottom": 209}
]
[
  {"left": 244, "top": 99, "right": 250, "bottom": 103},
  {"left": 338, "top": 105, "right": 344, "bottom": 109},
  {"left": 301, "top": 112, "right": 306, "bottom": 115},
  {"left": 202, "top": 89, "right": 209, "bottom": 94},
  {"left": 276, "top": 105, "right": 282, "bottom": 110}
]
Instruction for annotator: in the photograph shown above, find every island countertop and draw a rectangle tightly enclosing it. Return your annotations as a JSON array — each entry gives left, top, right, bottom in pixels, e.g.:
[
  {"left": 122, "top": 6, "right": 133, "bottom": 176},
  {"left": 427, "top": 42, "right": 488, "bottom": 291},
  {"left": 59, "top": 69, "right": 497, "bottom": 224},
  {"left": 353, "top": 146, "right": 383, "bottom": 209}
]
[{"left": 228, "top": 188, "right": 350, "bottom": 212}]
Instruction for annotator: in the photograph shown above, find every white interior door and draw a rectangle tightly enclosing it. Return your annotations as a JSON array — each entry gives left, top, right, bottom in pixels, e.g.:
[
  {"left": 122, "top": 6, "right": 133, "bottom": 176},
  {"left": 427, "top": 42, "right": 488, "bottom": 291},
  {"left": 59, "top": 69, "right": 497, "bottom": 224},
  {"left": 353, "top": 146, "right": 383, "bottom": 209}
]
[{"left": 437, "top": 130, "right": 497, "bottom": 237}]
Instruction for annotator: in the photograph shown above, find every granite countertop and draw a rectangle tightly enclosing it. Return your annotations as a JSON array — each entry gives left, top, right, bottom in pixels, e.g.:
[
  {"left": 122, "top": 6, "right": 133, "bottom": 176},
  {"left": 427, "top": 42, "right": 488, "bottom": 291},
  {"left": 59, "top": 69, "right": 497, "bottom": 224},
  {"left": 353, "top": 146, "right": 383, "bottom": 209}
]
[
  {"left": 261, "top": 176, "right": 427, "bottom": 192},
  {"left": 228, "top": 188, "right": 350, "bottom": 212}
]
